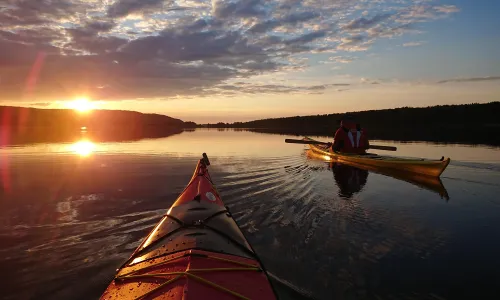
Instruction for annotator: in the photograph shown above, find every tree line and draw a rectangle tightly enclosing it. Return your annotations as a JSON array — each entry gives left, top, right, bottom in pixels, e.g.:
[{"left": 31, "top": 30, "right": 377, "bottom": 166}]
[
  {"left": 200, "top": 102, "right": 500, "bottom": 145},
  {"left": 0, "top": 106, "right": 197, "bottom": 146}
]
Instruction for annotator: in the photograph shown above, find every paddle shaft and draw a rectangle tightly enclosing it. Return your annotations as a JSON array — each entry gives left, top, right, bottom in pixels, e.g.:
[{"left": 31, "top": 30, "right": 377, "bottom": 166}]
[
  {"left": 285, "top": 139, "right": 330, "bottom": 146},
  {"left": 284, "top": 139, "right": 397, "bottom": 151}
]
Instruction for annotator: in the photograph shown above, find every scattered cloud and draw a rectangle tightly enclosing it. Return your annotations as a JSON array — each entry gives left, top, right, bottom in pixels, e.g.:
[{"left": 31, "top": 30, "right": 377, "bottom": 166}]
[
  {"left": 358, "top": 77, "right": 384, "bottom": 85},
  {"left": 331, "top": 56, "right": 354, "bottom": 64},
  {"left": 402, "top": 41, "right": 426, "bottom": 47},
  {"left": 434, "top": 5, "right": 460, "bottom": 14},
  {"left": 0, "top": 0, "right": 463, "bottom": 102},
  {"left": 210, "top": 81, "right": 351, "bottom": 95},
  {"left": 337, "top": 36, "right": 374, "bottom": 52},
  {"left": 360, "top": 78, "right": 381, "bottom": 85},
  {"left": 249, "top": 11, "right": 320, "bottom": 33},
  {"left": 397, "top": 4, "right": 460, "bottom": 24},
  {"left": 344, "top": 13, "right": 393, "bottom": 31},
  {"left": 29, "top": 102, "right": 52, "bottom": 107},
  {"left": 213, "top": 0, "right": 267, "bottom": 19},
  {"left": 437, "top": 76, "right": 500, "bottom": 84},
  {"left": 285, "top": 30, "right": 328, "bottom": 45},
  {"left": 368, "top": 23, "right": 421, "bottom": 38},
  {"left": 107, "top": 0, "right": 194, "bottom": 18}
]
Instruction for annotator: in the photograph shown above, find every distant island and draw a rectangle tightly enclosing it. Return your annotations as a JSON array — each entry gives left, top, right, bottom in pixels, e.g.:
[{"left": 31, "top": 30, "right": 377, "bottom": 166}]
[
  {"left": 0, "top": 106, "right": 196, "bottom": 145},
  {"left": 200, "top": 102, "right": 500, "bottom": 145}
]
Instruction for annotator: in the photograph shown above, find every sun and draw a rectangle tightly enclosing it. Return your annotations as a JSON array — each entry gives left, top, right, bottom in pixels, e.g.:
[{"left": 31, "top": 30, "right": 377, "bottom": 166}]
[{"left": 69, "top": 97, "right": 95, "bottom": 113}]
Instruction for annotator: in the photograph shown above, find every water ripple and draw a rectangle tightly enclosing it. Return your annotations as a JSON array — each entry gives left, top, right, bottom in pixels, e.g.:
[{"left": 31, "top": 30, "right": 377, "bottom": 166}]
[{"left": 1, "top": 134, "right": 499, "bottom": 300}]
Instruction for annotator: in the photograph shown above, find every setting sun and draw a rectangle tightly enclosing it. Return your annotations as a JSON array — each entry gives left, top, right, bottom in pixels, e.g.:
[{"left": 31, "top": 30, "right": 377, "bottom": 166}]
[{"left": 69, "top": 98, "right": 95, "bottom": 112}]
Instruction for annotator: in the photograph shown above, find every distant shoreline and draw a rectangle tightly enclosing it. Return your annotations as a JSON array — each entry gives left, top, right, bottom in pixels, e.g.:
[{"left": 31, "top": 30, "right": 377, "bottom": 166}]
[
  {"left": 1, "top": 102, "right": 499, "bottom": 146},
  {"left": 197, "top": 102, "right": 500, "bottom": 146},
  {"left": 0, "top": 105, "right": 195, "bottom": 146}
]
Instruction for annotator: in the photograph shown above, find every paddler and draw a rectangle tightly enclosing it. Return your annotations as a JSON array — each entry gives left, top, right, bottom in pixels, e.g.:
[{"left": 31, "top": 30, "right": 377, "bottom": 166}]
[{"left": 328, "top": 114, "right": 370, "bottom": 154}]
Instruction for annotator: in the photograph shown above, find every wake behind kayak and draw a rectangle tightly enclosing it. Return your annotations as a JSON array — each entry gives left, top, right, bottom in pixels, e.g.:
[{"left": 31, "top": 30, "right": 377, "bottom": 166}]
[{"left": 100, "top": 153, "right": 278, "bottom": 299}]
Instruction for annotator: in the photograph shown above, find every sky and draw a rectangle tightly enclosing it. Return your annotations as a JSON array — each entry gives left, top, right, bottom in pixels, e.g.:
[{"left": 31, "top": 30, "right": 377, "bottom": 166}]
[{"left": 0, "top": 0, "right": 499, "bottom": 123}]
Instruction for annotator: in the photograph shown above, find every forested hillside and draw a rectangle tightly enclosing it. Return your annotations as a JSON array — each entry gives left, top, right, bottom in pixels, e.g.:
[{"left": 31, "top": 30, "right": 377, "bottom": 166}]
[{"left": 202, "top": 102, "right": 500, "bottom": 145}]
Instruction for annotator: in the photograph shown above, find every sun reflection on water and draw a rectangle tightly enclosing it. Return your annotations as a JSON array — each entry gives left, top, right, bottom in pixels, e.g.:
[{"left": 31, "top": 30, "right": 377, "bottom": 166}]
[{"left": 71, "top": 140, "right": 95, "bottom": 157}]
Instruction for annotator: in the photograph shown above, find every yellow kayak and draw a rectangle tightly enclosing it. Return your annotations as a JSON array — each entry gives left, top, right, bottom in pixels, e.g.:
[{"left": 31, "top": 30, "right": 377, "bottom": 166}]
[
  {"left": 306, "top": 149, "right": 450, "bottom": 200},
  {"left": 304, "top": 137, "right": 451, "bottom": 177}
]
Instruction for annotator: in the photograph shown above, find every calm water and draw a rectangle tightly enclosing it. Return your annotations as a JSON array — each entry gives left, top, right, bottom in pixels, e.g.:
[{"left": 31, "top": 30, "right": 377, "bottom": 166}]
[{"left": 1, "top": 129, "right": 500, "bottom": 300}]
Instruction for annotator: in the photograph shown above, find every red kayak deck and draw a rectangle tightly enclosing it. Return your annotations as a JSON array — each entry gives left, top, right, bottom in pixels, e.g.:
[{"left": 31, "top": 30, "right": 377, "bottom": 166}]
[
  {"left": 100, "top": 154, "right": 277, "bottom": 300},
  {"left": 102, "top": 249, "right": 275, "bottom": 300}
]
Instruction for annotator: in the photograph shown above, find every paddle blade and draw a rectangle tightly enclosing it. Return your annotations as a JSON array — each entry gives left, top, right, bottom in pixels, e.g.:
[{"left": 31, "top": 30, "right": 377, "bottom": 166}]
[{"left": 285, "top": 139, "right": 330, "bottom": 145}]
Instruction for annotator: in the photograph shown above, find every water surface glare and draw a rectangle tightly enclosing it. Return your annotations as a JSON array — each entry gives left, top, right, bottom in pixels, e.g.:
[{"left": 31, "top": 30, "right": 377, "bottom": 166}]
[{"left": 1, "top": 129, "right": 499, "bottom": 300}]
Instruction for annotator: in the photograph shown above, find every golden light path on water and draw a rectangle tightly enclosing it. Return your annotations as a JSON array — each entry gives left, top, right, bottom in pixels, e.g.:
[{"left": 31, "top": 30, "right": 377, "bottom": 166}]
[{"left": 70, "top": 140, "right": 96, "bottom": 157}]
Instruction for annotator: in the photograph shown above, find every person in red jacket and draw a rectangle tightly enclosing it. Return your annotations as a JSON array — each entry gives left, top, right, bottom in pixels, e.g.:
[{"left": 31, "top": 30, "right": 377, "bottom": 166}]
[{"left": 329, "top": 115, "right": 370, "bottom": 154}]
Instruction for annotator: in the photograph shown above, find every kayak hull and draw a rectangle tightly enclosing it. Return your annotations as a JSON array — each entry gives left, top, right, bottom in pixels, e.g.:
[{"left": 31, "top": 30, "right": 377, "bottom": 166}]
[
  {"left": 100, "top": 154, "right": 277, "bottom": 300},
  {"left": 306, "top": 149, "right": 450, "bottom": 200},
  {"left": 305, "top": 137, "right": 450, "bottom": 177}
]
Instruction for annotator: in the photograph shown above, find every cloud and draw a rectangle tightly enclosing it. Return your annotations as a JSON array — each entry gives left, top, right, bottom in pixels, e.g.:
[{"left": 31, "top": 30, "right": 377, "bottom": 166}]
[
  {"left": 213, "top": 0, "right": 267, "bottom": 19},
  {"left": 66, "top": 23, "right": 128, "bottom": 54},
  {"left": 0, "top": 0, "right": 93, "bottom": 27},
  {"left": 30, "top": 102, "right": 52, "bottom": 107},
  {"left": 210, "top": 81, "right": 350, "bottom": 95},
  {"left": 86, "top": 21, "right": 117, "bottom": 32},
  {"left": 434, "top": 5, "right": 460, "bottom": 14},
  {"left": 368, "top": 23, "right": 420, "bottom": 38},
  {"left": 402, "top": 41, "right": 426, "bottom": 47},
  {"left": 329, "top": 56, "right": 354, "bottom": 64},
  {"left": 107, "top": 0, "right": 174, "bottom": 18},
  {"left": 397, "top": 4, "right": 460, "bottom": 24},
  {"left": 319, "top": 55, "right": 355, "bottom": 65},
  {"left": 249, "top": 11, "right": 320, "bottom": 33},
  {"left": 284, "top": 30, "right": 328, "bottom": 45},
  {"left": 437, "top": 76, "right": 500, "bottom": 84},
  {"left": 0, "top": 27, "right": 64, "bottom": 48},
  {"left": 344, "top": 13, "right": 393, "bottom": 31},
  {"left": 0, "top": 0, "right": 463, "bottom": 102},
  {"left": 337, "top": 36, "right": 373, "bottom": 52},
  {"left": 327, "top": 83, "right": 350, "bottom": 87},
  {"left": 360, "top": 77, "right": 380, "bottom": 85}
]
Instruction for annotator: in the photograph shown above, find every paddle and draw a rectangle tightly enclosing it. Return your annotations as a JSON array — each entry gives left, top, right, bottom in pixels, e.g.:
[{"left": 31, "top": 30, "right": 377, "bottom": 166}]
[
  {"left": 285, "top": 139, "right": 330, "bottom": 146},
  {"left": 284, "top": 139, "right": 397, "bottom": 151}
]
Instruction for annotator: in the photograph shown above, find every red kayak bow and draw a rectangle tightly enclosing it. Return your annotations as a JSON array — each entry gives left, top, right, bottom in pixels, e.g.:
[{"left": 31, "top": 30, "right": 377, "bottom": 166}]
[{"left": 100, "top": 153, "right": 278, "bottom": 300}]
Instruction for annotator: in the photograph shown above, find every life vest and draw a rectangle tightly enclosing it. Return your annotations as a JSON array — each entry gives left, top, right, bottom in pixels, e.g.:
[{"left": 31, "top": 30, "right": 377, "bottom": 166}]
[
  {"left": 334, "top": 126, "right": 367, "bottom": 153},
  {"left": 347, "top": 128, "right": 362, "bottom": 148}
]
